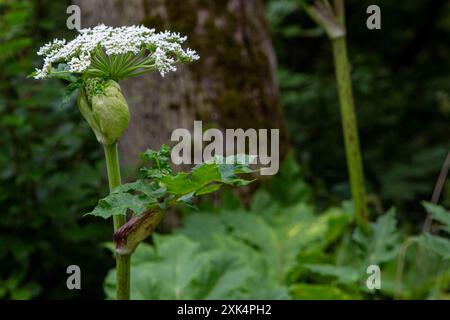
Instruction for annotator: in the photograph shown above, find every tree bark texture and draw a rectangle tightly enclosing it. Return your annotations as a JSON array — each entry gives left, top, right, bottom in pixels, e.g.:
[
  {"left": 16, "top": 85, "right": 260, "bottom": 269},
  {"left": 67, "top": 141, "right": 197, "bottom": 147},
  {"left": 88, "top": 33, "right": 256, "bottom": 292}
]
[{"left": 74, "top": 0, "right": 288, "bottom": 165}]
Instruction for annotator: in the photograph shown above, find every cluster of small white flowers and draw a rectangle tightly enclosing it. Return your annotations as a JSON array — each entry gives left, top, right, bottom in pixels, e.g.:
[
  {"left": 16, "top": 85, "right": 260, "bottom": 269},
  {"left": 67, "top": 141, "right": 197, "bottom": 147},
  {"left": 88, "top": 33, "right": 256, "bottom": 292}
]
[
  {"left": 34, "top": 24, "right": 200, "bottom": 79},
  {"left": 153, "top": 47, "right": 176, "bottom": 76},
  {"left": 67, "top": 51, "right": 91, "bottom": 74}
]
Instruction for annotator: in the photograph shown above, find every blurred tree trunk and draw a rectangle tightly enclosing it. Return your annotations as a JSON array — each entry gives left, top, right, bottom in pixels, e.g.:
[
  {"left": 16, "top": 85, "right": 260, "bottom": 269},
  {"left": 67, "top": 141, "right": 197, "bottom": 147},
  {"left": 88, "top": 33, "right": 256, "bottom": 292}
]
[{"left": 74, "top": 0, "right": 288, "bottom": 166}]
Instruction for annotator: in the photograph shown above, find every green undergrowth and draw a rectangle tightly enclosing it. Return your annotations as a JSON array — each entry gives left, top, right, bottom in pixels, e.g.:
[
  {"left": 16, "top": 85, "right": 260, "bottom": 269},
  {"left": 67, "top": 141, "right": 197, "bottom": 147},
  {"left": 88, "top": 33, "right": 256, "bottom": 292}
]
[{"left": 104, "top": 155, "right": 449, "bottom": 299}]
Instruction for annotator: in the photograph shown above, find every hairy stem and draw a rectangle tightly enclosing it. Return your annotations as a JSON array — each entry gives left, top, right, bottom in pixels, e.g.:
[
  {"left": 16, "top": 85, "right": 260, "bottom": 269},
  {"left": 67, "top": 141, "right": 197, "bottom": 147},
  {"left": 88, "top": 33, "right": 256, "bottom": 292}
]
[
  {"left": 104, "top": 142, "right": 131, "bottom": 300},
  {"left": 305, "top": 1, "right": 370, "bottom": 233},
  {"left": 331, "top": 36, "right": 370, "bottom": 233}
]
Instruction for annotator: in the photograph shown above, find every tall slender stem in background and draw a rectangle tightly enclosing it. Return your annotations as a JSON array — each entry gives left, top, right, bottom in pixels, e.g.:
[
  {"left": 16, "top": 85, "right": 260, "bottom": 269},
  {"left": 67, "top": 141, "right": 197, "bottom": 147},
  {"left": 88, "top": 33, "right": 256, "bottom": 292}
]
[
  {"left": 304, "top": 0, "right": 370, "bottom": 233},
  {"left": 104, "top": 142, "right": 131, "bottom": 300},
  {"left": 331, "top": 36, "right": 369, "bottom": 233},
  {"left": 423, "top": 151, "right": 450, "bottom": 232}
]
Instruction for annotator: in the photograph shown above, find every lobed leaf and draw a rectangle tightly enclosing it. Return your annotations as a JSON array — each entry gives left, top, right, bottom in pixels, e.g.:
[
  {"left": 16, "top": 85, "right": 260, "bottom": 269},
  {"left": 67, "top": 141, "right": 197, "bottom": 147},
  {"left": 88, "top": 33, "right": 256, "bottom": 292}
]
[
  {"left": 353, "top": 208, "right": 400, "bottom": 265},
  {"left": 85, "top": 146, "right": 254, "bottom": 220},
  {"left": 422, "top": 202, "right": 450, "bottom": 234},
  {"left": 416, "top": 234, "right": 450, "bottom": 260}
]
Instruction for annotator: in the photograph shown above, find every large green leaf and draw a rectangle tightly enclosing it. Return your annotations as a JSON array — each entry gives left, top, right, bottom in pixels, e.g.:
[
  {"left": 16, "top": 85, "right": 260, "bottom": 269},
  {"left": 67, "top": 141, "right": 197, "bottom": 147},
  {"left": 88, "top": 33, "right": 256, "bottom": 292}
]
[
  {"left": 180, "top": 202, "right": 351, "bottom": 286},
  {"left": 86, "top": 146, "right": 254, "bottom": 219},
  {"left": 87, "top": 192, "right": 154, "bottom": 219},
  {"left": 161, "top": 155, "right": 255, "bottom": 195},
  {"left": 180, "top": 209, "right": 282, "bottom": 284},
  {"left": 105, "top": 234, "right": 257, "bottom": 299}
]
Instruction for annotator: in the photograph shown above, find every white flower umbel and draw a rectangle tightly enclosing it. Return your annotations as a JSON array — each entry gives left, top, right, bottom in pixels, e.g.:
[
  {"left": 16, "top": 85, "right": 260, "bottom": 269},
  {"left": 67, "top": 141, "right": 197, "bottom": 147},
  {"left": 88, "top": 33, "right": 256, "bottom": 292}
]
[{"left": 34, "top": 24, "right": 200, "bottom": 80}]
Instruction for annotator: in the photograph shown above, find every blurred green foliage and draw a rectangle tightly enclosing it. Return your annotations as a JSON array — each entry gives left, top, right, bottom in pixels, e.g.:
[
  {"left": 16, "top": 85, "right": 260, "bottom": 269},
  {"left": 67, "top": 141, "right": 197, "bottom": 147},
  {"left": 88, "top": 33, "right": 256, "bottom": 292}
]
[
  {"left": 266, "top": 0, "right": 450, "bottom": 218},
  {"left": 105, "top": 156, "right": 449, "bottom": 299},
  {"left": 0, "top": 0, "right": 112, "bottom": 299},
  {"left": 1, "top": 0, "right": 449, "bottom": 300}
]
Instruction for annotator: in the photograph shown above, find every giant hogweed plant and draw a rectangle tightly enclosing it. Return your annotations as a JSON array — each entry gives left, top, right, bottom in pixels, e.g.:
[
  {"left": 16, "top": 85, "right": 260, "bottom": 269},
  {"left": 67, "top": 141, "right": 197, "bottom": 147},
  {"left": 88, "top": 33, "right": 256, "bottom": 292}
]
[{"left": 33, "top": 25, "right": 254, "bottom": 300}]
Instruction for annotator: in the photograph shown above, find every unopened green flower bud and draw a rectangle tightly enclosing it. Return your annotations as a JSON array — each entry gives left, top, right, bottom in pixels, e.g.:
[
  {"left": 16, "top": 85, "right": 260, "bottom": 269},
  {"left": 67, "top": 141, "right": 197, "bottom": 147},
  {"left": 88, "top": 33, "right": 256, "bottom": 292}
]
[{"left": 77, "top": 78, "right": 130, "bottom": 146}]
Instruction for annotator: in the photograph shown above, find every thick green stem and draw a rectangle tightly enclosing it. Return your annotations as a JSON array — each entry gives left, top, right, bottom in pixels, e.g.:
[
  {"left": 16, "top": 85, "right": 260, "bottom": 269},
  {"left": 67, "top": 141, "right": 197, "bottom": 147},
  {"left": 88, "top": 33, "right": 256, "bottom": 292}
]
[
  {"left": 116, "top": 253, "right": 131, "bottom": 300},
  {"left": 331, "top": 36, "right": 370, "bottom": 233},
  {"left": 104, "top": 143, "right": 126, "bottom": 231},
  {"left": 103, "top": 142, "right": 131, "bottom": 300}
]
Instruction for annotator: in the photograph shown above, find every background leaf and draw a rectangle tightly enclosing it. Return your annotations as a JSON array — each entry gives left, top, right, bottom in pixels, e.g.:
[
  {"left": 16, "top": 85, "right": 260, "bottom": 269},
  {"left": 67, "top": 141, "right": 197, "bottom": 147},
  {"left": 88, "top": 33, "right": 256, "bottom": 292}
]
[
  {"left": 416, "top": 234, "right": 450, "bottom": 260},
  {"left": 353, "top": 208, "right": 400, "bottom": 265}
]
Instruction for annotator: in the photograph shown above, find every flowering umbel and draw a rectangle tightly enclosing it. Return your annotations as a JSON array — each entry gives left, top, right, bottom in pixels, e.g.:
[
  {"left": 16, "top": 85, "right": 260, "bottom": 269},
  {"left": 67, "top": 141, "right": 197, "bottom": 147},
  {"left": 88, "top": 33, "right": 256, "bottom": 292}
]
[
  {"left": 33, "top": 24, "right": 199, "bottom": 80},
  {"left": 33, "top": 24, "right": 199, "bottom": 144}
]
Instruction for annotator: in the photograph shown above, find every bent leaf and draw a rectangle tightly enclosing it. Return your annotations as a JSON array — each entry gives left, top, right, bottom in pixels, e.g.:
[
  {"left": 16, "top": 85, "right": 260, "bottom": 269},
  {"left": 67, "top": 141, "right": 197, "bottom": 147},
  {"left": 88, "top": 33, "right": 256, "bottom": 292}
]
[
  {"left": 85, "top": 146, "right": 254, "bottom": 221},
  {"left": 422, "top": 202, "right": 450, "bottom": 234}
]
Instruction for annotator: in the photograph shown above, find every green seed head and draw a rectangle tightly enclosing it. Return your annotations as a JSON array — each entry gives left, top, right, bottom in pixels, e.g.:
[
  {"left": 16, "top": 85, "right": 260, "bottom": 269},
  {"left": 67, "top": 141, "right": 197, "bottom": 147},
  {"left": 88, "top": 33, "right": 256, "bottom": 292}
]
[{"left": 77, "top": 78, "right": 130, "bottom": 146}]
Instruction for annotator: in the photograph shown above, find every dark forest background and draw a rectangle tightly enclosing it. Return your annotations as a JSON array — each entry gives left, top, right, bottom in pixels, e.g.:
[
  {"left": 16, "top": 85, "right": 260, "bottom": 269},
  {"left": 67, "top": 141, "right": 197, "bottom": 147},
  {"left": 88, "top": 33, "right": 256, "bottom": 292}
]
[{"left": 0, "top": 0, "right": 449, "bottom": 299}]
